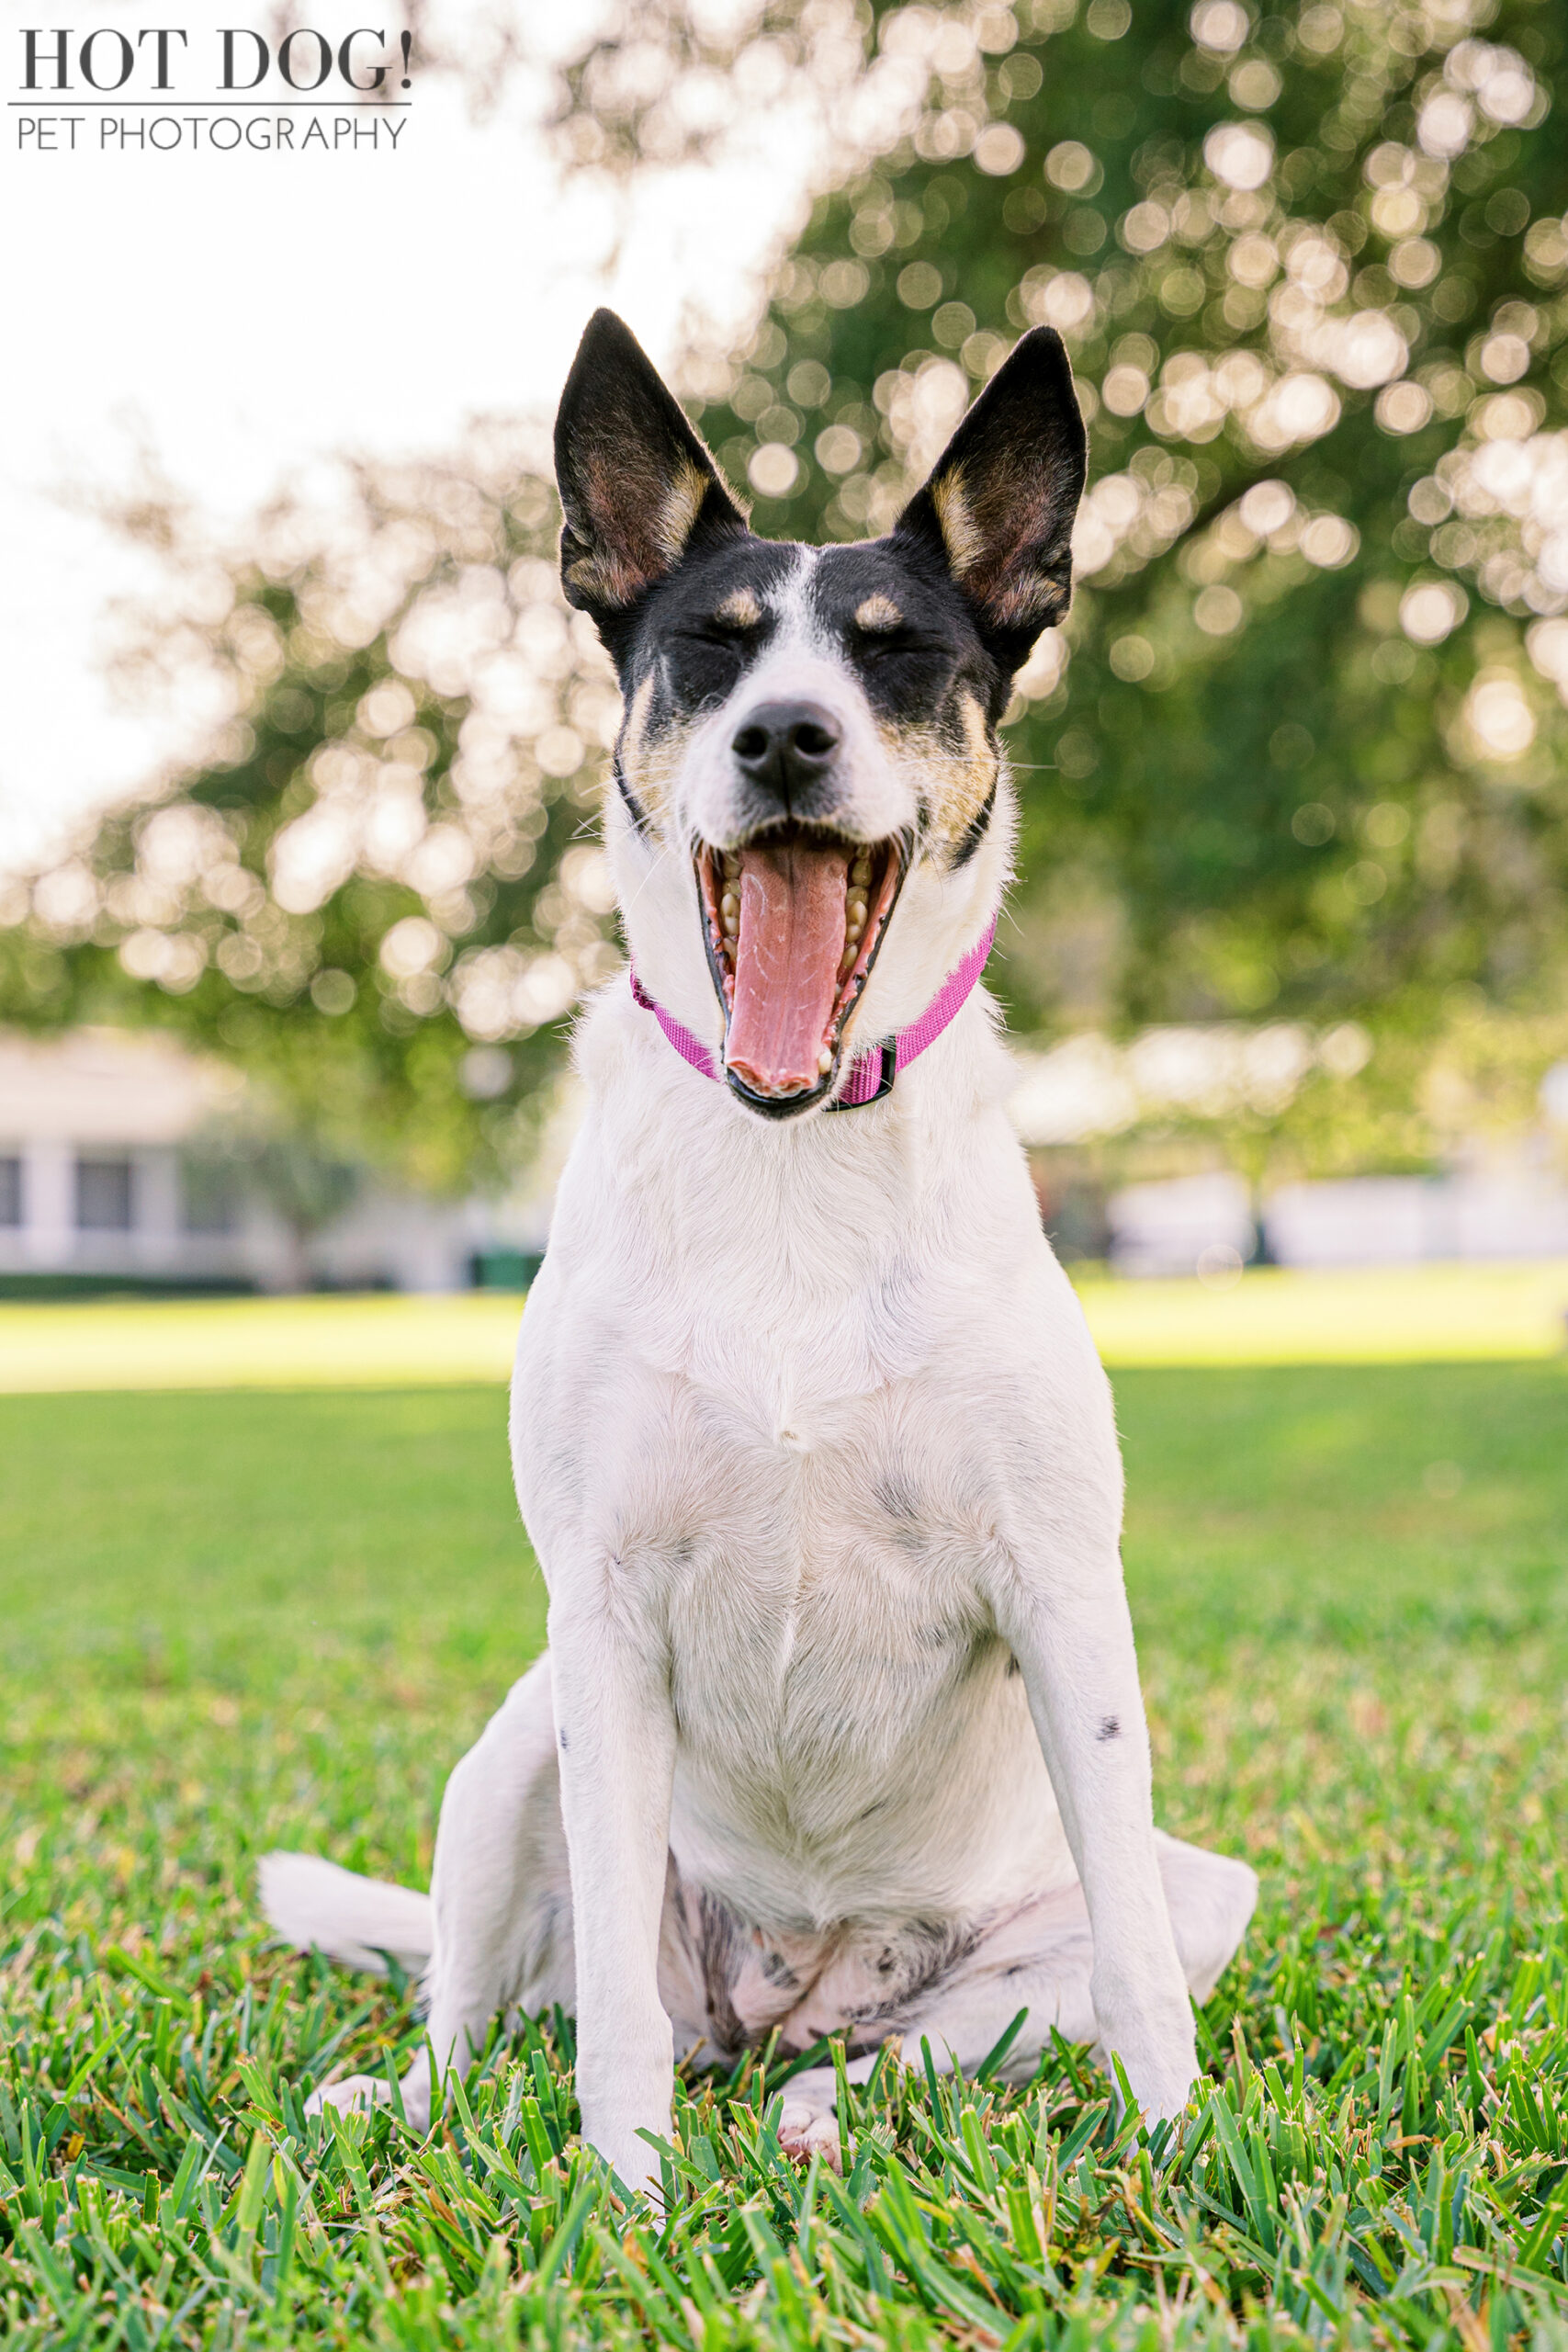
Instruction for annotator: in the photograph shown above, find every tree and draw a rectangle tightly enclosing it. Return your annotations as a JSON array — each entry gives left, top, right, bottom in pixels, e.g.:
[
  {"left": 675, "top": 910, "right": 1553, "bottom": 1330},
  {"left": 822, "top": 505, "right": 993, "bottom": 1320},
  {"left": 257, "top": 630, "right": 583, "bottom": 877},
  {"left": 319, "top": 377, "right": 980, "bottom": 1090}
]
[
  {"left": 682, "top": 0, "right": 1568, "bottom": 1057},
  {"left": 0, "top": 443, "right": 622, "bottom": 1195},
  {"left": 186, "top": 1114, "right": 365, "bottom": 1294}
]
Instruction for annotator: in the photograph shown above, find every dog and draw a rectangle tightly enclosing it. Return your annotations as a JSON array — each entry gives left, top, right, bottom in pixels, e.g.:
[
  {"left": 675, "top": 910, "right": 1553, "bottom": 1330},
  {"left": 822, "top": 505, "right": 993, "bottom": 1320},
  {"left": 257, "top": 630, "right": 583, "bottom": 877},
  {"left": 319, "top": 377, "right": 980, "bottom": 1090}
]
[{"left": 261, "top": 309, "right": 1257, "bottom": 2193}]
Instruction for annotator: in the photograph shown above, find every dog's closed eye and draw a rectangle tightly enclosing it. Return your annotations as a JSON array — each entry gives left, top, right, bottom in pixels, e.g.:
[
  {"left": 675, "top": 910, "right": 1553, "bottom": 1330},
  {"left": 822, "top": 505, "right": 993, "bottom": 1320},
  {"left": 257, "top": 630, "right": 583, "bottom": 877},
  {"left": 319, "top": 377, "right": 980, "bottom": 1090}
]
[
  {"left": 679, "top": 625, "right": 750, "bottom": 651},
  {"left": 853, "top": 619, "right": 931, "bottom": 663}
]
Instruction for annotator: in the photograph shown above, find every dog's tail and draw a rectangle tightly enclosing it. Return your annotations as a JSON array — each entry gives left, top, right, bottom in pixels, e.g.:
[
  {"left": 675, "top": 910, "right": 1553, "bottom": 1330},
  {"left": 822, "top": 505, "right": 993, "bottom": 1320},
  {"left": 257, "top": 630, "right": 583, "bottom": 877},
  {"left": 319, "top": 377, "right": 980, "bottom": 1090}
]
[{"left": 258, "top": 1851, "right": 434, "bottom": 1976}]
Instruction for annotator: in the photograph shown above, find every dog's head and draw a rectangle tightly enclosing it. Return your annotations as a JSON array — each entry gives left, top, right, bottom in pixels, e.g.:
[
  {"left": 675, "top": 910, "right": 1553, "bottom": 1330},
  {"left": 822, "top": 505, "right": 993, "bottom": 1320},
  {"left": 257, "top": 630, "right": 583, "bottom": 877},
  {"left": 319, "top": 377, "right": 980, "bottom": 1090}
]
[{"left": 555, "top": 308, "right": 1086, "bottom": 1119}]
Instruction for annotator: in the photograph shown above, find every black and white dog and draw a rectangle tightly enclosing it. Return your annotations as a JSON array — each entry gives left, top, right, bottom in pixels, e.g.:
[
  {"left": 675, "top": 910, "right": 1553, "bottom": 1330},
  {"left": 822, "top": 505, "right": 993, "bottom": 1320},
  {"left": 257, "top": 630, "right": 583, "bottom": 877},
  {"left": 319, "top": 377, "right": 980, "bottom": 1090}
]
[{"left": 263, "top": 311, "right": 1256, "bottom": 2191}]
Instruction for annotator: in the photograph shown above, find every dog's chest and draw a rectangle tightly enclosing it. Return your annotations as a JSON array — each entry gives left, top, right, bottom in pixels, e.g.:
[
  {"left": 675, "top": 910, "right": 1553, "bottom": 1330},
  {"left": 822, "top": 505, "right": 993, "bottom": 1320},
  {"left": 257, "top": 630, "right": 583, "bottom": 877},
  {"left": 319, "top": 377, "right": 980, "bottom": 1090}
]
[{"left": 658, "top": 1406, "right": 1005, "bottom": 1772}]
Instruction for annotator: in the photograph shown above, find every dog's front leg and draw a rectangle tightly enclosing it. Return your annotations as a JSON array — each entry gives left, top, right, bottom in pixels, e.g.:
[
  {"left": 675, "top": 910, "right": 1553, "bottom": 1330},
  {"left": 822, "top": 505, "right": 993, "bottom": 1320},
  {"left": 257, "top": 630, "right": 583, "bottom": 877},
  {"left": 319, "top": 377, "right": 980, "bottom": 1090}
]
[
  {"left": 998, "top": 1562, "right": 1197, "bottom": 2122},
  {"left": 548, "top": 1578, "right": 677, "bottom": 2197}
]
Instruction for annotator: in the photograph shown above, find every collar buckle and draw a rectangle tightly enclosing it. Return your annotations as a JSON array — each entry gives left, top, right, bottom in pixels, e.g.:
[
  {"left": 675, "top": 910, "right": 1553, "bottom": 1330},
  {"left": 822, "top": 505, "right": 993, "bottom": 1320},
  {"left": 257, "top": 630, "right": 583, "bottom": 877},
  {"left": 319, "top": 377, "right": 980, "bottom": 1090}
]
[{"left": 826, "top": 1039, "right": 897, "bottom": 1111}]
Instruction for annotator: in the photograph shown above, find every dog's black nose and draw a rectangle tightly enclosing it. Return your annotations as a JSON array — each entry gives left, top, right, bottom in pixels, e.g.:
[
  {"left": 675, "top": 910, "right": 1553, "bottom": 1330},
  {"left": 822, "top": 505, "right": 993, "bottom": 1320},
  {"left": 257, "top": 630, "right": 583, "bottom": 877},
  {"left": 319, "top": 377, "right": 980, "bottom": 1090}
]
[{"left": 731, "top": 702, "right": 842, "bottom": 804}]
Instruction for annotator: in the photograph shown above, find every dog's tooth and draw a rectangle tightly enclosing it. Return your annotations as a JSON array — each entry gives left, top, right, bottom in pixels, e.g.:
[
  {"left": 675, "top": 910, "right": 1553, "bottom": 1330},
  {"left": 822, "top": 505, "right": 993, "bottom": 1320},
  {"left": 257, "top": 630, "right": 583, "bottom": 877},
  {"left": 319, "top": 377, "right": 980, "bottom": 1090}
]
[
  {"left": 851, "top": 856, "right": 872, "bottom": 885},
  {"left": 818, "top": 1047, "right": 833, "bottom": 1075},
  {"left": 838, "top": 945, "right": 856, "bottom": 979},
  {"left": 721, "top": 890, "right": 739, "bottom": 919}
]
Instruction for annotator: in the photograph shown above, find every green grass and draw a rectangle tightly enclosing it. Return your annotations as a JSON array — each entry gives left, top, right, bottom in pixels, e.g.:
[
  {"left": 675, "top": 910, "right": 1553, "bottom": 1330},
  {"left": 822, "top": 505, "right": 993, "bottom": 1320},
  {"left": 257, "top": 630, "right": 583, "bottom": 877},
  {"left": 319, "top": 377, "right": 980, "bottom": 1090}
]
[
  {"left": 3, "top": 1257, "right": 1565, "bottom": 1396},
  {"left": 1, "top": 1366, "right": 1565, "bottom": 2346}
]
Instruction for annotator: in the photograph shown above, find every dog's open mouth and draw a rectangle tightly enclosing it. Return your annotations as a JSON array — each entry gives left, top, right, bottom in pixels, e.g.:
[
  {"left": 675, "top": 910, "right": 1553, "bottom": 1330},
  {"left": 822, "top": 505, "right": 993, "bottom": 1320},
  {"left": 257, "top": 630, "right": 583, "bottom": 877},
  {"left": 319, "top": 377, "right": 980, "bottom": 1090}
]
[{"left": 695, "top": 829, "right": 906, "bottom": 1113}]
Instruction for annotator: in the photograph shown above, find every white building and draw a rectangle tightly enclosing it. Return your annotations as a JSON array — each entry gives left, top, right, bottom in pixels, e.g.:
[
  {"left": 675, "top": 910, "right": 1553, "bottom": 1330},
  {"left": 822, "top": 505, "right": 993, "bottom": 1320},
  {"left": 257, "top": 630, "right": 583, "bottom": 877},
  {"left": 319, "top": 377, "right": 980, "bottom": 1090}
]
[
  {"left": 1105, "top": 1171, "right": 1256, "bottom": 1280},
  {"left": 1010, "top": 1026, "right": 1568, "bottom": 1276},
  {"left": 1102, "top": 1150, "right": 1568, "bottom": 1277},
  {"left": 1264, "top": 1155, "right": 1568, "bottom": 1268},
  {"left": 0, "top": 1028, "right": 546, "bottom": 1294}
]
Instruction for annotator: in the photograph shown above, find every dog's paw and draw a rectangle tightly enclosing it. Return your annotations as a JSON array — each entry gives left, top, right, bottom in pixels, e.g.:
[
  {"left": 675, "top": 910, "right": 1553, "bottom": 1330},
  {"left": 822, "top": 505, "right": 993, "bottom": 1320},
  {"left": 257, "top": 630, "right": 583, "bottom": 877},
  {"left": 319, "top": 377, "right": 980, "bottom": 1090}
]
[
  {"left": 776, "top": 2098, "right": 846, "bottom": 2170},
  {"left": 1094, "top": 2032, "right": 1200, "bottom": 2133},
  {"left": 305, "top": 2073, "right": 392, "bottom": 2120}
]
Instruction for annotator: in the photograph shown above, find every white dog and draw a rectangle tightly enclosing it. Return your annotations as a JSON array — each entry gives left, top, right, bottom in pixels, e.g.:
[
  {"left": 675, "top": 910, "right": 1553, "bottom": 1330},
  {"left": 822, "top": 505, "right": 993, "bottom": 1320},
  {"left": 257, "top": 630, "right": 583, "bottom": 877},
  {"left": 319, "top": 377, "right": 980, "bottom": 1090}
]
[{"left": 262, "top": 311, "right": 1256, "bottom": 2193}]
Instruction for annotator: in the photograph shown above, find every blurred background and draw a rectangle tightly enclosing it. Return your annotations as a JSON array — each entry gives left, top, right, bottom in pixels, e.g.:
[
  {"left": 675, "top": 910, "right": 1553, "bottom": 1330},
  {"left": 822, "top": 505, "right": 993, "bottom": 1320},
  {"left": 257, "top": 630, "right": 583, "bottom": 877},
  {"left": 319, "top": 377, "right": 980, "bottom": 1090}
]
[{"left": 2, "top": 0, "right": 1566, "bottom": 1309}]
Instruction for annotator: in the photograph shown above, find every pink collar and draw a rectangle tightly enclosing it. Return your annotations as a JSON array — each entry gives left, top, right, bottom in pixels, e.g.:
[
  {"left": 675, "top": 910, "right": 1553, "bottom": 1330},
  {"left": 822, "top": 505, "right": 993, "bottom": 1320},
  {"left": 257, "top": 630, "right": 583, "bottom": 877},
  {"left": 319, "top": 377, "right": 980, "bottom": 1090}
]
[{"left": 628, "top": 914, "right": 998, "bottom": 1112}]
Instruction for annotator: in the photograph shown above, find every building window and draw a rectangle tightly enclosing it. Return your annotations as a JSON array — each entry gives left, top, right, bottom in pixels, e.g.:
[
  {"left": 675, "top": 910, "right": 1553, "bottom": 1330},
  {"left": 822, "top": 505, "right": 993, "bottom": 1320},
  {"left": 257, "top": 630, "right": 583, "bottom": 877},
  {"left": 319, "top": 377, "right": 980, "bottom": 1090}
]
[
  {"left": 75, "top": 1156, "right": 134, "bottom": 1232},
  {"left": 0, "top": 1157, "right": 20, "bottom": 1228}
]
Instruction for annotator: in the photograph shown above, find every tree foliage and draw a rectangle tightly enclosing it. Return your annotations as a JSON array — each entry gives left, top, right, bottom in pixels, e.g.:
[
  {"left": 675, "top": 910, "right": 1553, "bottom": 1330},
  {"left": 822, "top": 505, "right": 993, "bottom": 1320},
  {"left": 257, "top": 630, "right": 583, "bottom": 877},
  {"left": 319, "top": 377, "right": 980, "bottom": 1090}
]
[
  {"left": 0, "top": 448, "right": 622, "bottom": 1192},
  {"left": 687, "top": 0, "right": 1568, "bottom": 1048}
]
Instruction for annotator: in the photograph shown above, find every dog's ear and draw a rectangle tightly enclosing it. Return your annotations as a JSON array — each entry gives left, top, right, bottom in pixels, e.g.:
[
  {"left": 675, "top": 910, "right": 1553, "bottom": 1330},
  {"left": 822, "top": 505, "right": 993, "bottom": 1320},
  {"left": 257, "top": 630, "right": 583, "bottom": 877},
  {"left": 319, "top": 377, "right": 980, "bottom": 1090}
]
[
  {"left": 891, "top": 327, "right": 1087, "bottom": 674},
  {"left": 554, "top": 310, "right": 748, "bottom": 628}
]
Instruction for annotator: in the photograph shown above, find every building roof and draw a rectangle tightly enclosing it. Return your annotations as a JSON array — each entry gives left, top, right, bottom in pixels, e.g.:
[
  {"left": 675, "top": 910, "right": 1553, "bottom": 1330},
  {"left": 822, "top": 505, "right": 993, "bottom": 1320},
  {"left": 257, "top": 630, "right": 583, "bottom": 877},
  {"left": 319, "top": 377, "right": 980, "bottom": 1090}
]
[{"left": 0, "top": 1028, "right": 241, "bottom": 1147}]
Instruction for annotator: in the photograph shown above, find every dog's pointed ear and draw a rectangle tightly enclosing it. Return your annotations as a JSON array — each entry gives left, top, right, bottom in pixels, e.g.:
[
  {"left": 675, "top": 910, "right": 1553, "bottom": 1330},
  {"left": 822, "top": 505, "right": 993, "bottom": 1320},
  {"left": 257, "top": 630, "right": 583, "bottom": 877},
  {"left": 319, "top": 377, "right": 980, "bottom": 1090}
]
[
  {"left": 891, "top": 327, "right": 1087, "bottom": 673},
  {"left": 554, "top": 309, "right": 748, "bottom": 625}
]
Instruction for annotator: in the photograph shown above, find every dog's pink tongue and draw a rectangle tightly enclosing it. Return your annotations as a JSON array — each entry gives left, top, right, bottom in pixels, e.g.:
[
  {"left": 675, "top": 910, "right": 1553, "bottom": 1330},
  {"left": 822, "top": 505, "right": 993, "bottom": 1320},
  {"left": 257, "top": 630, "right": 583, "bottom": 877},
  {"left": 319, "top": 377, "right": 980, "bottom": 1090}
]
[{"left": 726, "top": 841, "right": 849, "bottom": 1096}]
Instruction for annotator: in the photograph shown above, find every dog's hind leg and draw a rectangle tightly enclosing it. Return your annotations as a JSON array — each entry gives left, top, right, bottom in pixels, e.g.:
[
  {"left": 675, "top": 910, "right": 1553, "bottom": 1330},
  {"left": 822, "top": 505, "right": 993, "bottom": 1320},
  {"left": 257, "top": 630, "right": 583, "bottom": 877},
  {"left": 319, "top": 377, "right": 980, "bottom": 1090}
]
[
  {"left": 416, "top": 1653, "right": 575, "bottom": 2124},
  {"left": 899, "top": 1834, "right": 1257, "bottom": 2089},
  {"left": 289, "top": 1654, "right": 574, "bottom": 2129},
  {"left": 773, "top": 1833, "right": 1257, "bottom": 2163}
]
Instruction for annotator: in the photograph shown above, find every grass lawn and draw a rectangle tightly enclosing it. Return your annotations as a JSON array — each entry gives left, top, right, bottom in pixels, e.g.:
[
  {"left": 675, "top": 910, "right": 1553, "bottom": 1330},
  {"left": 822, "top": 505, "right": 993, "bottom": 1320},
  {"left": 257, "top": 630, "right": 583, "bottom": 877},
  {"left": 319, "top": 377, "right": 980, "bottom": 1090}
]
[
  {"left": 1, "top": 1364, "right": 1565, "bottom": 2345},
  {"left": 2, "top": 1256, "right": 1565, "bottom": 1395}
]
